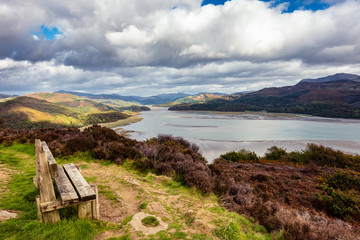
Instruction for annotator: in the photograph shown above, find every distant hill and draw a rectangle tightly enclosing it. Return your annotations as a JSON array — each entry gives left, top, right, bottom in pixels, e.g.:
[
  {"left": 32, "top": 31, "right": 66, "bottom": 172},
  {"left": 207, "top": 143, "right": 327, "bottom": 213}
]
[
  {"left": 169, "top": 73, "right": 360, "bottom": 119},
  {"left": 160, "top": 93, "right": 227, "bottom": 107},
  {"left": 56, "top": 90, "right": 192, "bottom": 105},
  {"left": 0, "top": 94, "right": 16, "bottom": 98},
  {"left": 0, "top": 96, "right": 128, "bottom": 129},
  {"left": 300, "top": 73, "right": 360, "bottom": 83}
]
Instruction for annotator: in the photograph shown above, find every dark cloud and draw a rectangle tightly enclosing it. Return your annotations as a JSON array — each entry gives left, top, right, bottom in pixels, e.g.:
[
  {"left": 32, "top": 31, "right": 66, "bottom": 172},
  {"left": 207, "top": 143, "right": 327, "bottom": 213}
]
[{"left": 1, "top": 0, "right": 360, "bottom": 96}]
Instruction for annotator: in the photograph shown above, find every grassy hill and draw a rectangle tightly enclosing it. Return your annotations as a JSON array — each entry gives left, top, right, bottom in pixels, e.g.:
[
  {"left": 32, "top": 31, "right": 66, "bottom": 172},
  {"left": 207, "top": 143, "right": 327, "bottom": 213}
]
[
  {"left": 0, "top": 96, "right": 128, "bottom": 129},
  {"left": 0, "top": 142, "right": 273, "bottom": 240},
  {"left": 169, "top": 74, "right": 360, "bottom": 119},
  {"left": 26, "top": 93, "right": 117, "bottom": 113}
]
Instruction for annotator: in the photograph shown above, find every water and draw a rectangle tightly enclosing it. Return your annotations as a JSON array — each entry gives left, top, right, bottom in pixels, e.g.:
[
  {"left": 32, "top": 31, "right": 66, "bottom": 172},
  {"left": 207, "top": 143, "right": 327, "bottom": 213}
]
[{"left": 120, "top": 108, "right": 360, "bottom": 162}]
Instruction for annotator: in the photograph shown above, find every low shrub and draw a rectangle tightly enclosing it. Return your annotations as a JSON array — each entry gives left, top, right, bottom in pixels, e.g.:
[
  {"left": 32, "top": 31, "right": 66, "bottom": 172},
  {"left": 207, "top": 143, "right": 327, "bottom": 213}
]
[
  {"left": 317, "top": 170, "right": 360, "bottom": 220},
  {"left": 264, "top": 146, "right": 287, "bottom": 161},
  {"left": 220, "top": 149, "right": 259, "bottom": 162}
]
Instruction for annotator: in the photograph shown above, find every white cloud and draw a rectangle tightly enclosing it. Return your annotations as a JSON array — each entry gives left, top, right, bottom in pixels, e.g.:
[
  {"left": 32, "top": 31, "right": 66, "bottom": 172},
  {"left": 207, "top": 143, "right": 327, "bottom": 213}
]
[{"left": 1, "top": 0, "right": 360, "bottom": 95}]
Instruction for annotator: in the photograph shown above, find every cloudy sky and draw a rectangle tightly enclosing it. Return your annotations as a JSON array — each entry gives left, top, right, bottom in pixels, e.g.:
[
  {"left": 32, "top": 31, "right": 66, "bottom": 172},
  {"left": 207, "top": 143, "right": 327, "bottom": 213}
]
[{"left": 1, "top": 0, "right": 360, "bottom": 96}]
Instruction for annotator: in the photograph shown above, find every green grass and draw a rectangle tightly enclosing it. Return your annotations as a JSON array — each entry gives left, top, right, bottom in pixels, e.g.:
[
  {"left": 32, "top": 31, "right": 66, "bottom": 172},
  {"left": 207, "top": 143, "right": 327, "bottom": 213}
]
[
  {"left": 139, "top": 202, "right": 148, "bottom": 210},
  {"left": 0, "top": 143, "right": 105, "bottom": 240},
  {"left": 141, "top": 216, "right": 159, "bottom": 227},
  {"left": 98, "top": 185, "right": 118, "bottom": 204},
  {"left": 106, "top": 234, "right": 131, "bottom": 240}
]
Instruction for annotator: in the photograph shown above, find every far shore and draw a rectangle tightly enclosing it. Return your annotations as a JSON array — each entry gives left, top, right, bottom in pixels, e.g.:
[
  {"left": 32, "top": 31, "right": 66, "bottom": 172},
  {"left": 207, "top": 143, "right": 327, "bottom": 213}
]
[{"left": 80, "top": 115, "right": 143, "bottom": 131}]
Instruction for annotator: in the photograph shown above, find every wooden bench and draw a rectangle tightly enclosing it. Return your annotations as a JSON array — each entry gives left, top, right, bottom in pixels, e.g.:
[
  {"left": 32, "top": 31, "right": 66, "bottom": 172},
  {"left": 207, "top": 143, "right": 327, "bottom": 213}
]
[{"left": 33, "top": 139, "right": 99, "bottom": 223}]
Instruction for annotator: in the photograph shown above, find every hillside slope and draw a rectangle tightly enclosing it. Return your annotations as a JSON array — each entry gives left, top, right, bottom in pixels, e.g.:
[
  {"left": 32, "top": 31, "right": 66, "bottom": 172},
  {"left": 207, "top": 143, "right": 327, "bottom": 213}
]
[
  {"left": 0, "top": 96, "right": 128, "bottom": 129},
  {"left": 170, "top": 73, "right": 360, "bottom": 118},
  {"left": 26, "top": 92, "right": 117, "bottom": 113}
]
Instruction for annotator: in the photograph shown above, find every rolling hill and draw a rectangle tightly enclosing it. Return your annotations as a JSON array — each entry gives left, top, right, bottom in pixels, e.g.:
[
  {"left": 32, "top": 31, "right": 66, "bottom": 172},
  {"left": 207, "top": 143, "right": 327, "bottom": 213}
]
[
  {"left": 0, "top": 96, "right": 128, "bottom": 129},
  {"left": 169, "top": 73, "right": 360, "bottom": 119},
  {"left": 25, "top": 92, "right": 117, "bottom": 113}
]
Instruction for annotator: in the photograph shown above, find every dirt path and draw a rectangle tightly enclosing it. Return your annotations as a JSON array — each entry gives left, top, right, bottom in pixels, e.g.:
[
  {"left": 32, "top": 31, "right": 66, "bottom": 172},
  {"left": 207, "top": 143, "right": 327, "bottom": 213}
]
[
  {"left": 79, "top": 162, "right": 220, "bottom": 239},
  {"left": 0, "top": 164, "right": 19, "bottom": 221}
]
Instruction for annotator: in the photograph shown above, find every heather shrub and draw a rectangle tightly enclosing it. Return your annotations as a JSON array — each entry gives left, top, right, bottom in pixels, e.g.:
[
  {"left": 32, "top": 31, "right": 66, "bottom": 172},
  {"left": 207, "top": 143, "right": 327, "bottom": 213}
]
[
  {"left": 84, "top": 125, "right": 121, "bottom": 143},
  {"left": 135, "top": 136, "right": 213, "bottom": 193},
  {"left": 220, "top": 149, "right": 259, "bottom": 162},
  {"left": 0, "top": 117, "right": 5, "bottom": 129},
  {"left": 61, "top": 136, "right": 97, "bottom": 155},
  {"left": 157, "top": 134, "right": 200, "bottom": 154}
]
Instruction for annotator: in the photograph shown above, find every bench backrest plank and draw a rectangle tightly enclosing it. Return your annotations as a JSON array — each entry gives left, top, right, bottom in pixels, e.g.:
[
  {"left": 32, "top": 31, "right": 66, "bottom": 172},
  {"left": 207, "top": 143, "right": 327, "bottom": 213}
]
[
  {"left": 41, "top": 141, "right": 58, "bottom": 178},
  {"left": 63, "top": 163, "right": 96, "bottom": 201},
  {"left": 38, "top": 150, "right": 60, "bottom": 223},
  {"left": 54, "top": 165, "right": 79, "bottom": 205}
]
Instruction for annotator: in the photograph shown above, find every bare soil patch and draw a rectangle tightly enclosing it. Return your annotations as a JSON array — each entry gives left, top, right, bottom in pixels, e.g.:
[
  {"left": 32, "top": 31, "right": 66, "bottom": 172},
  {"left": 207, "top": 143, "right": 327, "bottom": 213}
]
[{"left": 80, "top": 162, "right": 221, "bottom": 239}]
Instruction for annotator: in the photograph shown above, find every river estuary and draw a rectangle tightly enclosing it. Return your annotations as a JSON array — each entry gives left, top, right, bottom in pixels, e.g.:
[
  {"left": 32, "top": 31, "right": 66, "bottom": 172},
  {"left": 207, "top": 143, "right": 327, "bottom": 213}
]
[{"left": 119, "top": 108, "right": 360, "bottom": 162}]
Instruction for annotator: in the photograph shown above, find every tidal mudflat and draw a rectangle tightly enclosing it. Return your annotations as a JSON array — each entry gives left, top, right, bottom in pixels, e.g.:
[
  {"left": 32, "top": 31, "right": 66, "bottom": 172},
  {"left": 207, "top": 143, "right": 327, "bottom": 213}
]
[{"left": 120, "top": 108, "right": 360, "bottom": 162}]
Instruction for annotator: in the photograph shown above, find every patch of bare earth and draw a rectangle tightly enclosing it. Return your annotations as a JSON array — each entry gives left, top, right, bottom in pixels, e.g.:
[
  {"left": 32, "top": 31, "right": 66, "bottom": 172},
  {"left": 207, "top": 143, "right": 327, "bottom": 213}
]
[
  {"left": 0, "top": 164, "right": 16, "bottom": 198},
  {"left": 0, "top": 164, "right": 19, "bottom": 220},
  {"left": 80, "top": 162, "right": 220, "bottom": 239}
]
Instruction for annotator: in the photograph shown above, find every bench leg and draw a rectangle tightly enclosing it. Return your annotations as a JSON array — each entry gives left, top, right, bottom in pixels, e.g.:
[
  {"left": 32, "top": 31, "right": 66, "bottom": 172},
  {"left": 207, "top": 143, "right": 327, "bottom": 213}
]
[
  {"left": 78, "top": 202, "right": 93, "bottom": 219},
  {"left": 91, "top": 185, "right": 99, "bottom": 220},
  {"left": 35, "top": 195, "right": 43, "bottom": 222}
]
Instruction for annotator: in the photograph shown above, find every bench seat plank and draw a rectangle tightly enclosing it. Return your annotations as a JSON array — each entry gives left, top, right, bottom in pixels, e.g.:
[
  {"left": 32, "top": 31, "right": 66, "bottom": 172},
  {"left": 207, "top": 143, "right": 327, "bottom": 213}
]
[
  {"left": 63, "top": 163, "right": 96, "bottom": 201},
  {"left": 41, "top": 141, "right": 58, "bottom": 178},
  {"left": 54, "top": 165, "right": 79, "bottom": 205}
]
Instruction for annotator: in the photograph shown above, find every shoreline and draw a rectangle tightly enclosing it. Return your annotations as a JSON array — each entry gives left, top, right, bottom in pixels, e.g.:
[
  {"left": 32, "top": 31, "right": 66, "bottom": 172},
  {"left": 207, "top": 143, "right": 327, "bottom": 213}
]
[
  {"left": 168, "top": 109, "right": 360, "bottom": 123},
  {"left": 80, "top": 115, "right": 143, "bottom": 131}
]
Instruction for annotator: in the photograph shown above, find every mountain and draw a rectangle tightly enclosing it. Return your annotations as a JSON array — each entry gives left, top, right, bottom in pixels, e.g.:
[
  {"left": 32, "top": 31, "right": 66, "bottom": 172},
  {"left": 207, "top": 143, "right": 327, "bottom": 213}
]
[
  {"left": 56, "top": 90, "right": 192, "bottom": 105},
  {"left": 0, "top": 94, "right": 16, "bottom": 98},
  {"left": 0, "top": 96, "right": 128, "bottom": 129},
  {"left": 169, "top": 73, "right": 360, "bottom": 119},
  {"left": 300, "top": 73, "right": 360, "bottom": 83}
]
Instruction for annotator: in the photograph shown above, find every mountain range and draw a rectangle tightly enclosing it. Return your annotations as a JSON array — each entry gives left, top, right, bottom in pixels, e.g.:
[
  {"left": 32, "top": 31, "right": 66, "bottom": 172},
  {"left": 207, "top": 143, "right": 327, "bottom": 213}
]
[
  {"left": 169, "top": 73, "right": 360, "bottom": 119},
  {"left": 56, "top": 90, "right": 192, "bottom": 105}
]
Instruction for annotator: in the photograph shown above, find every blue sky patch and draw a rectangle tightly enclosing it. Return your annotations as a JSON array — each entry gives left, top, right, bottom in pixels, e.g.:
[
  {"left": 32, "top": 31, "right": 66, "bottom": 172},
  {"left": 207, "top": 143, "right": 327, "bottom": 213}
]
[
  {"left": 32, "top": 25, "right": 64, "bottom": 41},
  {"left": 261, "top": 0, "right": 331, "bottom": 13},
  {"left": 201, "top": 0, "right": 230, "bottom": 6},
  {"left": 201, "top": 0, "right": 333, "bottom": 12}
]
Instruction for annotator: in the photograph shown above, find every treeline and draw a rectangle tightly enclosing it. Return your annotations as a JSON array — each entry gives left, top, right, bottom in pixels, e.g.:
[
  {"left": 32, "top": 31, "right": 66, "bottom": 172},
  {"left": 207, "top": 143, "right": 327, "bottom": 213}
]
[
  {"left": 1, "top": 127, "right": 359, "bottom": 239},
  {"left": 169, "top": 95, "right": 360, "bottom": 119},
  {"left": 82, "top": 111, "right": 128, "bottom": 125}
]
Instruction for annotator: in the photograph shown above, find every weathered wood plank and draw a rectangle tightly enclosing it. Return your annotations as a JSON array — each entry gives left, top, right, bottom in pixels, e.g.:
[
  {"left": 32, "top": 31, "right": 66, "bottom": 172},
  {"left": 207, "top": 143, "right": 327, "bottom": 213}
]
[
  {"left": 40, "top": 199, "right": 78, "bottom": 213},
  {"left": 39, "top": 151, "right": 60, "bottom": 223},
  {"left": 78, "top": 202, "right": 93, "bottom": 219},
  {"left": 35, "top": 139, "right": 42, "bottom": 189},
  {"left": 91, "top": 185, "right": 99, "bottom": 220},
  {"left": 63, "top": 163, "right": 96, "bottom": 201},
  {"left": 35, "top": 195, "right": 43, "bottom": 222},
  {"left": 41, "top": 141, "right": 58, "bottom": 178},
  {"left": 54, "top": 165, "right": 79, "bottom": 205}
]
